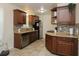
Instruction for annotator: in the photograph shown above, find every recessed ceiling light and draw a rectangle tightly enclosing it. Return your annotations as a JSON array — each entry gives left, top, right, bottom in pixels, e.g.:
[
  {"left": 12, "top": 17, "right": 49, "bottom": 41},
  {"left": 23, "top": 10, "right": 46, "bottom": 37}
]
[
  {"left": 40, "top": 7, "right": 44, "bottom": 11},
  {"left": 38, "top": 7, "right": 46, "bottom": 13}
]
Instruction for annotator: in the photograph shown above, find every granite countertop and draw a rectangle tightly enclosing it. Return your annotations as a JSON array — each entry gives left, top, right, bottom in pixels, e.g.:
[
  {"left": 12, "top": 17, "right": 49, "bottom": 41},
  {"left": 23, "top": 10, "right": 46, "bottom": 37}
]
[
  {"left": 14, "top": 30, "right": 38, "bottom": 34},
  {"left": 46, "top": 32, "right": 78, "bottom": 39}
]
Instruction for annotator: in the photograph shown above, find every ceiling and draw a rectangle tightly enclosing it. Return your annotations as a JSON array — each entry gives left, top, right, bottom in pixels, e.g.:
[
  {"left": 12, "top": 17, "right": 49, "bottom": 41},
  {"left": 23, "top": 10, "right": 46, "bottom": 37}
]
[{"left": 14, "top": 3, "right": 57, "bottom": 14}]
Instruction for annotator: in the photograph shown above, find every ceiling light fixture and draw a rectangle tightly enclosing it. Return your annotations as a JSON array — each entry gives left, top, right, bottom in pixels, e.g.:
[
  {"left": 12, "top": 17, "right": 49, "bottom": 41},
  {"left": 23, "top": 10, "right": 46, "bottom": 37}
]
[{"left": 38, "top": 7, "right": 46, "bottom": 13}]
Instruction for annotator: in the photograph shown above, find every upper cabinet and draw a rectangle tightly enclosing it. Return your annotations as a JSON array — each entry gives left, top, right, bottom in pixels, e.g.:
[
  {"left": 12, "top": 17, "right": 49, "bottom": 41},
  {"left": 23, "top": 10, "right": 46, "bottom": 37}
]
[
  {"left": 57, "top": 6, "right": 75, "bottom": 25},
  {"left": 29, "top": 15, "right": 39, "bottom": 25},
  {"left": 51, "top": 4, "right": 76, "bottom": 25},
  {"left": 29, "top": 15, "right": 34, "bottom": 25},
  {"left": 14, "top": 9, "right": 26, "bottom": 25}
]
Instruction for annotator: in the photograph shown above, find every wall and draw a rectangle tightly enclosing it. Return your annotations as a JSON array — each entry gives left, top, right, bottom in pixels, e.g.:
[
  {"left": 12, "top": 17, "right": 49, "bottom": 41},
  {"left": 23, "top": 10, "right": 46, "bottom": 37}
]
[
  {"left": 0, "top": 3, "right": 23, "bottom": 49},
  {"left": 38, "top": 14, "right": 43, "bottom": 38},
  {"left": 0, "top": 8, "right": 4, "bottom": 41},
  {"left": 76, "top": 4, "right": 79, "bottom": 23},
  {"left": 38, "top": 11, "right": 57, "bottom": 39}
]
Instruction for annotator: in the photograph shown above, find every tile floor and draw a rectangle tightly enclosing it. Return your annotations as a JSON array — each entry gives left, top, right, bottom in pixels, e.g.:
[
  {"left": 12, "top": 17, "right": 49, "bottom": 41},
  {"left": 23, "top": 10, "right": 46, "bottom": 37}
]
[
  {"left": 8, "top": 39, "right": 79, "bottom": 56},
  {"left": 8, "top": 39, "right": 57, "bottom": 56}
]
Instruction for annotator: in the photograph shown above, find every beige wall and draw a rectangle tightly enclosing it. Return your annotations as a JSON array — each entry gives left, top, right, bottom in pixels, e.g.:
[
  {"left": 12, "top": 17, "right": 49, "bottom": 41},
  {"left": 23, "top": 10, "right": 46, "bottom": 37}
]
[
  {"left": 0, "top": 3, "right": 23, "bottom": 49},
  {"left": 38, "top": 11, "right": 57, "bottom": 39},
  {"left": 0, "top": 8, "right": 4, "bottom": 41},
  {"left": 76, "top": 4, "right": 79, "bottom": 23}
]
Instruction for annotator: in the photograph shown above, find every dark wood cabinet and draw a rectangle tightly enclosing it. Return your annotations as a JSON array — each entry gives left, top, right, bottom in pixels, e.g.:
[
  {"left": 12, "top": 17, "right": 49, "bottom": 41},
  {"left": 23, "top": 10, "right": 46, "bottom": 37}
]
[
  {"left": 29, "top": 15, "right": 34, "bottom": 25},
  {"left": 51, "top": 5, "right": 76, "bottom": 25},
  {"left": 14, "top": 33, "right": 30, "bottom": 49},
  {"left": 29, "top": 32, "right": 35, "bottom": 43},
  {"left": 56, "top": 37, "right": 77, "bottom": 56},
  {"left": 57, "top": 6, "right": 75, "bottom": 25},
  {"left": 51, "top": 36, "right": 57, "bottom": 53},
  {"left": 46, "top": 35, "right": 52, "bottom": 51},
  {"left": 14, "top": 33, "right": 22, "bottom": 49},
  {"left": 45, "top": 34, "right": 78, "bottom": 56},
  {"left": 29, "top": 31, "right": 38, "bottom": 43},
  {"left": 29, "top": 15, "right": 39, "bottom": 25},
  {"left": 14, "top": 9, "right": 26, "bottom": 25},
  {"left": 21, "top": 33, "right": 30, "bottom": 48},
  {"left": 14, "top": 31, "right": 38, "bottom": 49},
  {"left": 57, "top": 6, "right": 70, "bottom": 24}
]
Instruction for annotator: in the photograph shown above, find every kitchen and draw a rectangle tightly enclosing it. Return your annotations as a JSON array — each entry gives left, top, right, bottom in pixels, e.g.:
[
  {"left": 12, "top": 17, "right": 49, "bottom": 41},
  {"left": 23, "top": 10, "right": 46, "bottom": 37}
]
[{"left": 0, "top": 3, "right": 79, "bottom": 56}]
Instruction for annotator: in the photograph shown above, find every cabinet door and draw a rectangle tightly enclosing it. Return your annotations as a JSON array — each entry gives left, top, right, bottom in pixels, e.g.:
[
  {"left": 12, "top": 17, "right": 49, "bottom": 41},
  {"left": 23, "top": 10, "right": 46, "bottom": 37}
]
[
  {"left": 51, "top": 36, "right": 57, "bottom": 53},
  {"left": 21, "top": 34, "right": 29, "bottom": 48},
  {"left": 56, "top": 37, "right": 74, "bottom": 56},
  {"left": 45, "top": 35, "right": 52, "bottom": 51},
  {"left": 14, "top": 10, "right": 26, "bottom": 25},
  {"left": 29, "top": 32, "right": 34, "bottom": 43},
  {"left": 18, "top": 11, "right": 23, "bottom": 24},
  {"left": 14, "top": 34, "right": 22, "bottom": 49},
  {"left": 34, "top": 31, "right": 38, "bottom": 41},
  {"left": 57, "top": 7, "right": 73, "bottom": 25},
  {"left": 18, "top": 11, "right": 26, "bottom": 24},
  {"left": 57, "top": 7, "right": 70, "bottom": 24},
  {"left": 22, "top": 12, "right": 26, "bottom": 24},
  {"left": 29, "top": 15, "right": 34, "bottom": 25},
  {"left": 29, "top": 15, "right": 39, "bottom": 25}
]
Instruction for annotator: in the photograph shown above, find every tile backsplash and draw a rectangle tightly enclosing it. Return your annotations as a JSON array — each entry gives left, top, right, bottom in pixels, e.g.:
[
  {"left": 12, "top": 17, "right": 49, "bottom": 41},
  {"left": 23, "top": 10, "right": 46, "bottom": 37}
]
[
  {"left": 57, "top": 24, "right": 79, "bottom": 35},
  {"left": 14, "top": 25, "right": 33, "bottom": 33}
]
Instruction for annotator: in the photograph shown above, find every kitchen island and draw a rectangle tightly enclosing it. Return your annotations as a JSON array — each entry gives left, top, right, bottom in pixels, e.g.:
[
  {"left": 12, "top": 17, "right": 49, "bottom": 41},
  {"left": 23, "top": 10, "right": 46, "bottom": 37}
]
[{"left": 45, "top": 32, "right": 78, "bottom": 56}]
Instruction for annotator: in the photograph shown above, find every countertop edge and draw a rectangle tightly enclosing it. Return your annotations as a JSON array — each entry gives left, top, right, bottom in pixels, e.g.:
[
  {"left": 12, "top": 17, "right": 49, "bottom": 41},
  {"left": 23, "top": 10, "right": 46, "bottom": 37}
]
[
  {"left": 46, "top": 32, "right": 78, "bottom": 39},
  {"left": 14, "top": 30, "right": 38, "bottom": 34}
]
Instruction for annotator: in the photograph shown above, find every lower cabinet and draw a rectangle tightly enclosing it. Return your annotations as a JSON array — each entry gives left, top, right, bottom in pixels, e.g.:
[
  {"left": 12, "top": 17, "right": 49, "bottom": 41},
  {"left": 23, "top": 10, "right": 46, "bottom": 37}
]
[
  {"left": 45, "top": 34, "right": 78, "bottom": 56},
  {"left": 14, "top": 31, "right": 38, "bottom": 49},
  {"left": 46, "top": 35, "right": 52, "bottom": 51},
  {"left": 52, "top": 36, "right": 57, "bottom": 53},
  {"left": 56, "top": 37, "right": 75, "bottom": 56},
  {"left": 29, "top": 31, "right": 38, "bottom": 43},
  {"left": 21, "top": 33, "right": 30, "bottom": 48}
]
